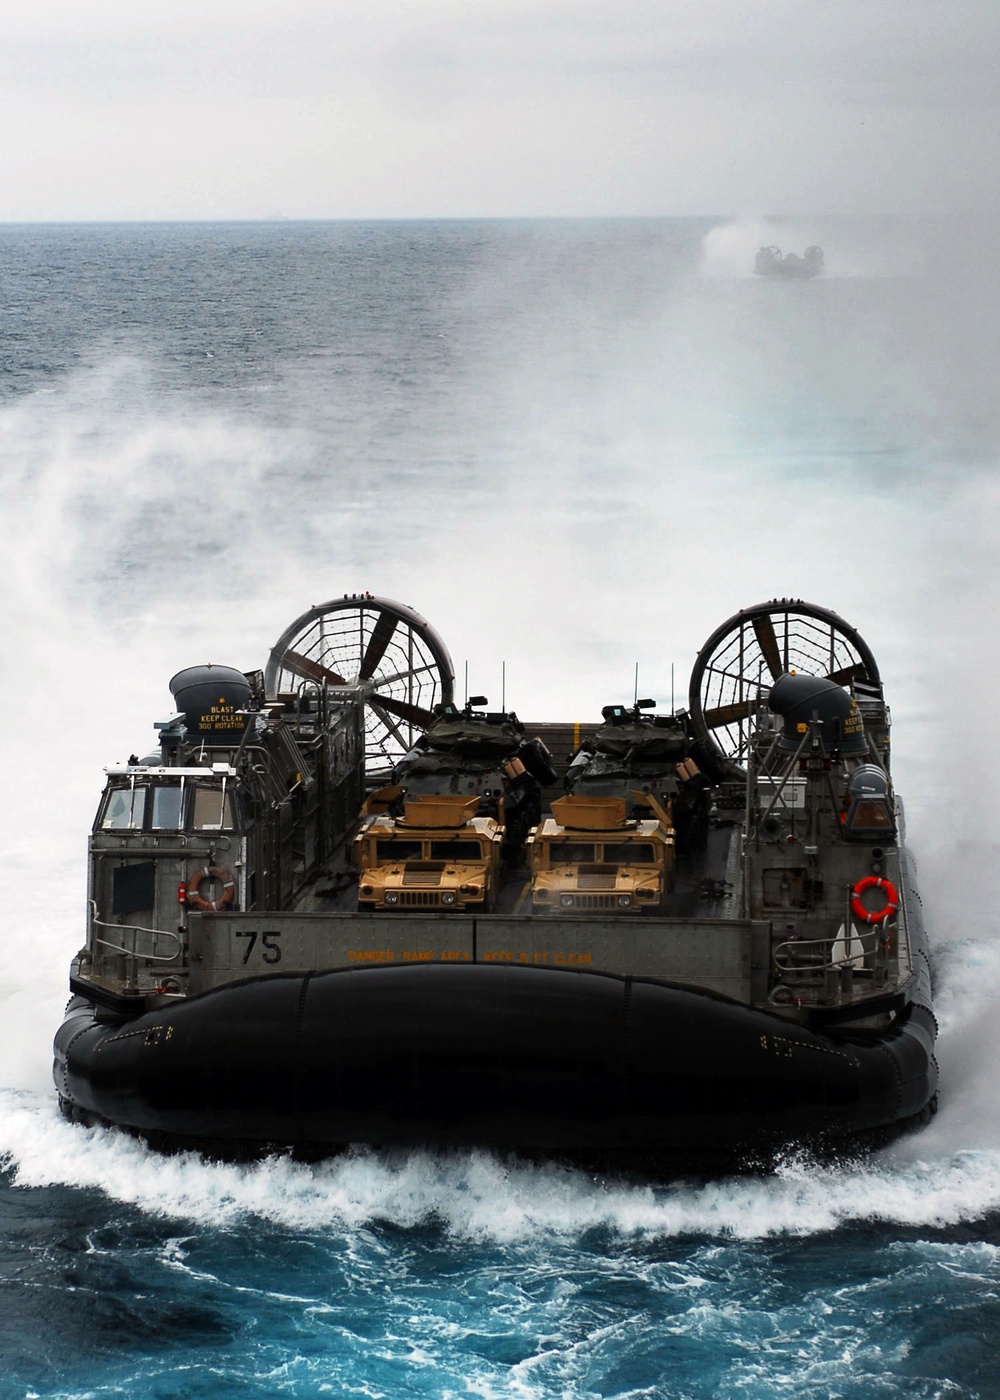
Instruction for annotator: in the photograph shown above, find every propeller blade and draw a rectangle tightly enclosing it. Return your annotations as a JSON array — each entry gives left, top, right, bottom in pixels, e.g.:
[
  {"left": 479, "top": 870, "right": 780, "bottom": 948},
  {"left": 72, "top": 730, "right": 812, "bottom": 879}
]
[
  {"left": 367, "top": 701, "right": 408, "bottom": 753},
  {"left": 280, "top": 649, "right": 349, "bottom": 686},
  {"left": 703, "top": 698, "right": 758, "bottom": 727},
  {"left": 358, "top": 611, "right": 398, "bottom": 681},
  {"left": 376, "top": 693, "right": 439, "bottom": 729},
  {"left": 752, "top": 615, "right": 784, "bottom": 680}
]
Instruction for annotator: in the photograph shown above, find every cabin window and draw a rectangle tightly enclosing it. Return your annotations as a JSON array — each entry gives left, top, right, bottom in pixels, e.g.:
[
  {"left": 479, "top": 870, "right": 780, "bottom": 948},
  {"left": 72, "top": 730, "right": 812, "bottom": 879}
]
[
  {"left": 151, "top": 784, "right": 184, "bottom": 830},
  {"left": 842, "top": 765, "right": 896, "bottom": 839},
  {"left": 376, "top": 840, "right": 423, "bottom": 862},
  {"left": 430, "top": 839, "right": 484, "bottom": 861},
  {"left": 192, "top": 785, "right": 234, "bottom": 830},
  {"left": 602, "top": 842, "right": 657, "bottom": 863},
  {"left": 548, "top": 841, "right": 597, "bottom": 864},
  {"left": 102, "top": 785, "right": 147, "bottom": 829},
  {"left": 843, "top": 799, "right": 895, "bottom": 837}
]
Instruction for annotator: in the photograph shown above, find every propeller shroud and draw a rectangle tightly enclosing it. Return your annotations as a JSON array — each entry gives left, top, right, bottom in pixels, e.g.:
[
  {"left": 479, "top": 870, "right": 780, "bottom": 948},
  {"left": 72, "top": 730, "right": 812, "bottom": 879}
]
[
  {"left": 265, "top": 594, "right": 455, "bottom": 778},
  {"left": 688, "top": 599, "right": 880, "bottom": 776}
]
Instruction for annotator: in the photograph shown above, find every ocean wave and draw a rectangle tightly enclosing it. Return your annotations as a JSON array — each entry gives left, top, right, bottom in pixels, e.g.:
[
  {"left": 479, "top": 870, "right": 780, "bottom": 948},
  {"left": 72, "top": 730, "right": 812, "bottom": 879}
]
[{"left": 4, "top": 1088, "right": 1000, "bottom": 1244}]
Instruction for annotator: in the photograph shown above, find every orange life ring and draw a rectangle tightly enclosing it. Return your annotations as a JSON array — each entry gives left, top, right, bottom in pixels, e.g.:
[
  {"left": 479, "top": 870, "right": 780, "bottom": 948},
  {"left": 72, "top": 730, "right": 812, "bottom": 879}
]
[
  {"left": 850, "top": 874, "right": 899, "bottom": 925},
  {"left": 187, "top": 865, "right": 236, "bottom": 912}
]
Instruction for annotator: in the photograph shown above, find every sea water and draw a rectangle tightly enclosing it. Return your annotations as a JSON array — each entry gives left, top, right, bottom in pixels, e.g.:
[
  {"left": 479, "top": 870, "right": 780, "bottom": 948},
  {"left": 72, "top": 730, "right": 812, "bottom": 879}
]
[{"left": 1, "top": 216, "right": 1000, "bottom": 1398}]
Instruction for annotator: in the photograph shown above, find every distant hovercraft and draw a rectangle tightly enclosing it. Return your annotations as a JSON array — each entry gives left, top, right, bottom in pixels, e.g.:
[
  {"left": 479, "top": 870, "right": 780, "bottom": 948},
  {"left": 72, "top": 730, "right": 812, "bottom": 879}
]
[{"left": 754, "top": 245, "right": 824, "bottom": 278}]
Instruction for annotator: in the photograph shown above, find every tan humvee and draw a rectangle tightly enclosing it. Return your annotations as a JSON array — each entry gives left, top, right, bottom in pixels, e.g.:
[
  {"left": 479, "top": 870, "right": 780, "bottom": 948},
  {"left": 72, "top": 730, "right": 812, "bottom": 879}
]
[
  {"left": 354, "top": 793, "right": 504, "bottom": 912},
  {"left": 526, "top": 794, "right": 675, "bottom": 914}
]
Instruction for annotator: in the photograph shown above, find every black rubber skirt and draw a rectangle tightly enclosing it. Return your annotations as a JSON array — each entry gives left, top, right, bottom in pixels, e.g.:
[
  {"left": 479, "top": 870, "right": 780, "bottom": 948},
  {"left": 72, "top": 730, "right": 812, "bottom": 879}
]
[{"left": 54, "top": 962, "right": 938, "bottom": 1167}]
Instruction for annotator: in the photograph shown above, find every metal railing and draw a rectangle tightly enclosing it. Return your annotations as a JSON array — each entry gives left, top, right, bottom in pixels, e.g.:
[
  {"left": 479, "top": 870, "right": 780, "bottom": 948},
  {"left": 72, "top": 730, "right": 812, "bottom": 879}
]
[
  {"left": 772, "top": 926, "right": 884, "bottom": 976},
  {"left": 89, "top": 902, "right": 183, "bottom": 965}
]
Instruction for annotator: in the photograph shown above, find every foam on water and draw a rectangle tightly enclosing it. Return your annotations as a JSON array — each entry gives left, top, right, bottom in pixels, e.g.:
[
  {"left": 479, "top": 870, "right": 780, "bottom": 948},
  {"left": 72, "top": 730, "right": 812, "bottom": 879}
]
[{"left": 5, "top": 1090, "right": 1000, "bottom": 1398}]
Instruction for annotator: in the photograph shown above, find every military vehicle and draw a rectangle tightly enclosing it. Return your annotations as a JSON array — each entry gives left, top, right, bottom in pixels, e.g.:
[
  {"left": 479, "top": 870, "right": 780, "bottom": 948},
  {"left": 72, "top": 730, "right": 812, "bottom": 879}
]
[
  {"left": 390, "top": 698, "right": 556, "bottom": 859},
  {"left": 563, "top": 699, "right": 718, "bottom": 862},
  {"left": 350, "top": 697, "right": 555, "bottom": 913},
  {"left": 354, "top": 793, "right": 504, "bottom": 913},
  {"left": 53, "top": 595, "right": 937, "bottom": 1173},
  {"left": 527, "top": 794, "right": 675, "bottom": 914}
]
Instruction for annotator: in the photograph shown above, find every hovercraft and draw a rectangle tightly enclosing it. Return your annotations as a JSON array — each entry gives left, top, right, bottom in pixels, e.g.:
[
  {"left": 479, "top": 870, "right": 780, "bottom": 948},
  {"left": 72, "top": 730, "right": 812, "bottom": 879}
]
[
  {"left": 754, "top": 245, "right": 825, "bottom": 278},
  {"left": 54, "top": 597, "right": 937, "bottom": 1172}
]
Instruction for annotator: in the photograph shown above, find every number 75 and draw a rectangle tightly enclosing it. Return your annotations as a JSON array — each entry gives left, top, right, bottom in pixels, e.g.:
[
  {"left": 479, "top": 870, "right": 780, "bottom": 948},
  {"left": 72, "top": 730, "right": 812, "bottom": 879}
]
[{"left": 235, "top": 930, "right": 282, "bottom": 964}]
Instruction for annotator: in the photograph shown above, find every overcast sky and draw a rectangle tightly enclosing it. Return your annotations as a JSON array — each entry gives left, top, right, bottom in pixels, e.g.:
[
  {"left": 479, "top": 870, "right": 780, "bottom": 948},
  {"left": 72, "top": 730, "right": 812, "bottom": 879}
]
[{"left": 3, "top": 0, "right": 999, "bottom": 221}]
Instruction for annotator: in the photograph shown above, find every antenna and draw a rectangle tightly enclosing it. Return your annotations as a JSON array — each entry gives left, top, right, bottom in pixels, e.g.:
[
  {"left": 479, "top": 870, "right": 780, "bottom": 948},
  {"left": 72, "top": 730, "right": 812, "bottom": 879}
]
[
  {"left": 671, "top": 662, "right": 675, "bottom": 714},
  {"left": 634, "top": 663, "right": 639, "bottom": 706},
  {"left": 464, "top": 660, "right": 468, "bottom": 707},
  {"left": 502, "top": 660, "right": 506, "bottom": 712}
]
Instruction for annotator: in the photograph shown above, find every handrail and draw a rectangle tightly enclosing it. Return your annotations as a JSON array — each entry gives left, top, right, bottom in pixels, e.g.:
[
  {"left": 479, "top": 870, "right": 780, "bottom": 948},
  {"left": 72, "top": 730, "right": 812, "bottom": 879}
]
[
  {"left": 89, "top": 904, "right": 183, "bottom": 963},
  {"left": 772, "top": 927, "right": 881, "bottom": 975}
]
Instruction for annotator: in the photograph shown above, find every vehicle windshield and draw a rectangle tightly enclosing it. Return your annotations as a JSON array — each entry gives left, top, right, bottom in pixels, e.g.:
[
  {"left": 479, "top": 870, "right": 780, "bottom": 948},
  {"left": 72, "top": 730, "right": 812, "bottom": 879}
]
[
  {"left": 101, "top": 785, "right": 147, "bottom": 830},
  {"left": 376, "top": 840, "right": 423, "bottom": 862},
  {"left": 602, "top": 842, "right": 657, "bottom": 863},
  {"left": 192, "top": 785, "right": 234, "bottom": 830},
  {"left": 430, "top": 839, "right": 484, "bottom": 861},
  {"left": 151, "top": 784, "right": 184, "bottom": 830},
  {"left": 547, "top": 841, "right": 597, "bottom": 863}
]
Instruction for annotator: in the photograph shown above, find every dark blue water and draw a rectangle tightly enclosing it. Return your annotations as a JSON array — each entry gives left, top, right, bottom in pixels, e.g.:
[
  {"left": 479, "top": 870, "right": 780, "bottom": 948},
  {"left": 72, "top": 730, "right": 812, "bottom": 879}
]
[
  {"left": 2, "top": 216, "right": 1000, "bottom": 1398},
  {"left": 5, "top": 1160, "right": 1000, "bottom": 1399}
]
